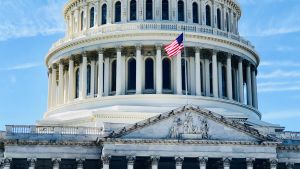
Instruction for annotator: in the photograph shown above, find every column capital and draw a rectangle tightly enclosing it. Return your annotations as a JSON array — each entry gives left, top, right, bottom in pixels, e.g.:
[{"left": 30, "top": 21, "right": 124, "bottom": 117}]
[
  {"left": 98, "top": 48, "right": 104, "bottom": 54},
  {"left": 76, "top": 158, "right": 85, "bottom": 168},
  {"left": 27, "top": 158, "right": 36, "bottom": 167},
  {"left": 246, "top": 158, "right": 255, "bottom": 167},
  {"left": 52, "top": 63, "right": 58, "bottom": 69},
  {"left": 212, "top": 50, "right": 219, "bottom": 55},
  {"left": 48, "top": 67, "right": 53, "bottom": 72},
  {"left": 52, "top": 158, "right": 61, "bottom": 167},
  {"left": 286, "top": 162, "right": 294, "bottom": 169},
  {"left": 101, "top": 155, "right": 111, "bottom": 165},
  {"left": 198, "top": 157, "right": 208, "bottom": 165},
  {"left": 223, "top": 157, "right": 232, "bottom": 167},
  {"left": 3, "top": 158, "right": 11, "bottom": 166},
  {"left": 70, "top": 55, "right": 76, "bottom": 61},
  {"left": 135, "top": 44, "right": 142, "bottom": 50},
  {"left": 270, "top": 159, "right": 278, "bottom": 168},
  {"left": 82, "top": 51, "right": 88, "bottom": 57},
  {"left": 127, "top": 156, "right": 136, "bottom": 165},
  {"left": 155, "top": 44, "right": 163, "bottom": 50},
  {"left": 150, "top": 156, "right": 160, "bottom": 165},
  {"left": 175, "top": 156, "right": 184, "bottom": 166},
  {"left": 194, "top": 47, "right": 202, "bottom": 53},
  {"left": 116, "top": 45, "right": 122, "bottom": 52},
  {"left": 227, "top": 53, "right": 232, "bottom": 58}
]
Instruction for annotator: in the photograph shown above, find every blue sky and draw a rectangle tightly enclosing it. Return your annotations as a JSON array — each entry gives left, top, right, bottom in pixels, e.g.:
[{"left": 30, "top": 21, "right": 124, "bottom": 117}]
[{"left": 0, "top": 0, "right": 299, "bottom": 131}]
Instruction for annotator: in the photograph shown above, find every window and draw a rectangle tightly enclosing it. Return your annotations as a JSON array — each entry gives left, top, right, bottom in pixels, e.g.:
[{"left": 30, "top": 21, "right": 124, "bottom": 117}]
[
  {"left": 111, "top": 60, "right": 117, "bottom": 92},
  {"left": 222, "top": 65, "right": 227, "bottom": 97},
  {"left": 87, "top": 65, "right": 91, "bottom": 96},
  {"left": 178, "top": 0, "right": 184, "bottom": 21},
  {"left": 130, "top": 0, "right": 137, "bottom": 21},
  {"left": 217, "top": 8, "right": 221, "bottom": 29},
  {"left": 209, "top": 63, "right": 213, "bottom": 95},
  {"left": 205, "top": 5, "right": 211, "bottom": 26},
  {"left": 226, "top": 12, "right": 229, "bottom": 32},
  {"left": 162, "top": 58, "right": 171, "bottom": 90},
  {"left": 115, "top": 1, "right": 121, "bottom": 23},
  {"left": 192, "top": 2, "right": 199, "bottom": 23},
  {"left": 80, "top": 11, "right": 84, "bottom": 30},
  {"left": 181, "top": 59, "right": 188, "bottom": 91},
  {"left": 145, "top": 58, "right": 154, "bottom": 90},
  {"left": 90, "top": 7, "right": 95, "bottom": 28},
  {"left": 127, "top": 58, "right": 136, "bottom": 90},
  {"left": 162, "top": 0, "right": 169, "bottom": 20},
  {"left": 75, "top": 69, "right": 80, "bottom": 98},
  {"left": 146, "top": 0, "right": 153, "bottom": 20},
  {"left": 102, "top": 4, "right": 107, "bottom": 25}
]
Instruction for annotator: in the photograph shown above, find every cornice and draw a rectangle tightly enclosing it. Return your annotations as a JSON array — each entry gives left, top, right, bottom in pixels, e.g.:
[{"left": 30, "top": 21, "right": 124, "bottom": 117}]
[{"left": 45, "top": 32, "right": 259, "bottom": 67}]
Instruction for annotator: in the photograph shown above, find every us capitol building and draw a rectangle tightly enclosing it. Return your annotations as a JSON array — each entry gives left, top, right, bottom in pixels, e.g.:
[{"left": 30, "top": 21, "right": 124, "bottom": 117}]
[{"left": 1, "top": 0, "right": 300, "bottom": 168}]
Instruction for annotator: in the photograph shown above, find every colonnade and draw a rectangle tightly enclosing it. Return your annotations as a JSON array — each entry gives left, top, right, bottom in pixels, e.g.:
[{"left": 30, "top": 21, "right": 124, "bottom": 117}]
[{"left": 47, "top": 46, "right": 258, "bottom": 110}]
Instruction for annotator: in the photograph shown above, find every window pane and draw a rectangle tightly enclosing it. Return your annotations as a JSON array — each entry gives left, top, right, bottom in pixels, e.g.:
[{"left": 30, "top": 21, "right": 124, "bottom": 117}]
[
  {"left": 162, "top": 0, "right": 169, "bottom": 20},
  {"left": 130, "top": 0, "right": 137, "bottom": 21},
  {"left": 162, "top": 59, "right": 171, "bottom": 90},
  {"left": 192, "top": 2, "right": 199, "bottom": 23},
  {"left": 178, "top": 1, "right": 184, "bottom": 21},
  {"left": 102, "top": 4, "right": 107, "bottom": 24},
  {"left": 115, "top": 1, "right": 121, "bottom": 22},
  {"left": 146, "top": 0, "right": 153, "bottom": 20},
  {"left": 145, "top": 58, "right": 154, "bottom": 89},
  {"left": 206, "top": 5, "right": 211, "bottom": 26},
  {"left": 111, "top": 61, "right": 117, "bottom": 92},
  {"left": 90, "top": 7, "right": 95, "bottom": 28},
  {"left": 128, "top": 59, "right": 136, "bottom": 90}
]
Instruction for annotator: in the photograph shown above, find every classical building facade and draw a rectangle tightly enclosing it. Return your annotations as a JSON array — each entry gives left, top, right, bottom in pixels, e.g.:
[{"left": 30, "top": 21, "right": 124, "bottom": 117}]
[{"left": 0, "top": 0, "right": 299, "bottom": 169}]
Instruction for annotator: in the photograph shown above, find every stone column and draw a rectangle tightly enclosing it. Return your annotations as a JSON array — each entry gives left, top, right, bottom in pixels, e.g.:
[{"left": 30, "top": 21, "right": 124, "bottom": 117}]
[
  {"left": 195, "top": 48, "right": 201, "bottom": 96},
  {"left": 48, "top": 68, "right": 52, "bottom": 109},
  {"left": 68, "top": 56, "right": 74, "bottom": 102},
  {"left": 76, "top": 159, "right": 84, "bottom": 169},
  {"left": 246, "top": 63, "right": 253, "bottom": 106},
  {"left": 226, "top": 54, "right": 233, "bottom": 100},
  {"left": 286, "top": 163, "right": 294, "bottom": 169},
  {"left": 251, "top": 68, "right": 258, "bottom": 108},
  {"left": 116, "top": 47, "right": 122, "bottom": 95},
  {"left": 218, "top": 61, "right": 223, "bottom": 97},
  {"left": 101, "top": 155, "right": 111, "bottom": 169},
  {"left": 156, "top": 45, "right": 162, "bottom": 94},
  {"left": 238, "top": 59, "right": 244, "bottom": 103},
  {"left": 151, "top": 156, "right": 160, "bottom": 169},
  {"left": 223, "top": 158, "right": 231, "bottom": 169},
  {"left": 136, "top": 45, "right": 143, "bottom": 94},
  {"left": 3, "top": 158, "right": 11, "bottom": 169},
  {"left": 51, "top": 64, "right": 57, "bottom": 107},
  {"left": 58, "top": 60, "right": 64, "bottom": 104},
  {"left": 198, "top": 157, "right": 208, "bottom": 169},
  {"left": 28, "top": 158, "right": 36, "bottom": 169},
  {"left": 204, "top": 58, "right": 210, "bottom": 96},
  {"left": 97, "top": 49, "right": 104, "bottom": 98},
  {"left": 212, "top": 51, "right": 218, "bottom": 98},
  {"left": 81, "top": 53, "right": 88, "bottom": 99},
  {"left": 270, "top": 159, "right": 277, "bottom": 169},
  {"left": 104, "top": 57, "right": 110, "bottom": 96},
  {"left": 175, "top": 157, "right": 184, "bottom": 169},
  {"left": 52, "top": 158, "right": 61, "bottom": 169},
  {"left": 90, "top": 59, "right": 96, "bottom": 97},
  {"left": 127, "top": 156, "right": 136, "bottom": 169},
  {"left": 176, "top": 52, "right": 182, "bottom": 95},
  {"left": 246, "top": 158, "right": 255, "bottom": 169}
]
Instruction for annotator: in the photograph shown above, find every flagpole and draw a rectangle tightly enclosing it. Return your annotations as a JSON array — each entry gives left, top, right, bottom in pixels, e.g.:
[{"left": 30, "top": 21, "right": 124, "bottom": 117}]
[{"left": 183, "top": 28, "right": 188, "bottom": 105}]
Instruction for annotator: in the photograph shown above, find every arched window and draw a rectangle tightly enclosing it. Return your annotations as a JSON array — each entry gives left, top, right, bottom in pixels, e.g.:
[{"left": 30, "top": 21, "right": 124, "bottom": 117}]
[
  {"left": 145, "top": 58, "right": 154, "bottom": 90},
  {"left": 222, "top": 65, "right": 227, "bottom": 97},
  {"left": 80, "top": 11, "right": 84, "bottom": 30},
  {"left": 178, "top": 0, "right": 184, "bottom": 21},
  {"left": 115, "top": 1, "right": 121, "bottom": 23},
  {"left": 181, "top": 59, "right": 188, "bottom": 91},
  {"left": 130, "top": 0, "right": 137, "bottom": 21},
  {"left": 146, "top": 0, "right": 153, "bottom": 20},
  {"left": 162, "top": 58, "right": 171, "bottom": 90},
  {"left": 192, "top": 2, "right": 199, "bottom": 23},
  {"left": 205, "top": 5, "right": 211, "bottom": 26},
  {"left": 217, "top": 8, "right": 221, "bottom": 29},
  {"left": 102, "top": 4, "right": 107, "bottom": 25},
  {"left": 75, "top": 69, "right": 80, "bottom": 98},
  {"left": 87, "top": 65, "right": 91, "bottom": 96},
  {"left": 111, "top": 60, "right": 117, "bottom": 92},
  {"left": 162, "top": 0, "right": 169, "bottom": 20},
  {"left": 90, "top": 7, "right": 95, "bottom": 28},
  {"left": 226, "top": 12, "right": 229, "bottom": 32},
  {"left": 127, "top": 58, "right": 136, "bottom": 91}
]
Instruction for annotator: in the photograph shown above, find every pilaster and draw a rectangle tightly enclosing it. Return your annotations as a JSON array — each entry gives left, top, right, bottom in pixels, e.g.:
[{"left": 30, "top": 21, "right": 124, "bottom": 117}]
[
  {"left": 246, "top": 158, "right": 255, "bottom": 169},
  {"left": 151, "top": 156, "right": 160, "bottom": 169},
  {"left": 76, "top": 158, "right": 85, "bottom": 169},
  {"left": 223, "top": 158, "right": 231, "bottom": 169},
  {"left": 101, "top": 155, "right": 111, "bottom": 169},
  {"left": 52, "top": 158, "right": 61, "bottom": 169},
  {"left": 198, "top": 157, "right": 208, "bottom": 169},
  {"left": 127, "top": 156, "right": 136, "bottom": 169},
  {"left": 270, "top": 159, "right": 277, "bottom": 169},
  {"left": 27, "top": 158, "right": 36, "bottom": 169},
  {"left": 175, "top": 157, "right": 184, "bottom": 169}
]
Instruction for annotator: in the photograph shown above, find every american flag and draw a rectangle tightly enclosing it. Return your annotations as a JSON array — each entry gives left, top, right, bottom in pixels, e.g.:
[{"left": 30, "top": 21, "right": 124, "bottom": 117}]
[{"left": 164, "top": 33, "right": 184, "bottom": 57}]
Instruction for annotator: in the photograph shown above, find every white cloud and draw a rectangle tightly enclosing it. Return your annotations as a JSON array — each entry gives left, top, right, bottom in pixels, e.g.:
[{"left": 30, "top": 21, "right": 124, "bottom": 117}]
[
  {"left": 0, "top": 62, "right": 41, "bottom": 71},
  {"left": 0, "top": 0, "right": 65, "bottom": 41}
]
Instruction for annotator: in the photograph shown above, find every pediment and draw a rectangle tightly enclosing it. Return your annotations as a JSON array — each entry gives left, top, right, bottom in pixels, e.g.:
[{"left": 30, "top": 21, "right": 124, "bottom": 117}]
[{"left": 107, "top": 106, "right": 274, "bottom": 142}]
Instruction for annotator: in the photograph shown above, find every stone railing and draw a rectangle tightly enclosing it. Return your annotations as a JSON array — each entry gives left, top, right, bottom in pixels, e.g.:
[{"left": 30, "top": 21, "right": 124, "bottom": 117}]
[
  {"left": 49, "top": 22, "right": 254, "bottom": 52},
  {"left": 6, "top": 125, "right": 103, "bottom": 135},
  {"left": 276, "top": 132, "right": 300, "bottom": 140}
]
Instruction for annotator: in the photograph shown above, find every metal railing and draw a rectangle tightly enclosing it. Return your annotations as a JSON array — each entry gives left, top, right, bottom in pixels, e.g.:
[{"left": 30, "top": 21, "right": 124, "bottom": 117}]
[
  {"left": 6, "top": 125, "right": 103, "bottom": 135},
  {"left": 49, "top": 22, "right": 254, "bottom": 52}
]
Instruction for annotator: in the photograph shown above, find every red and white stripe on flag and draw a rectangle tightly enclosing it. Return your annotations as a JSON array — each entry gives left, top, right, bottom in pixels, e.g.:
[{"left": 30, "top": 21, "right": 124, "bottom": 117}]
[{"left": 164, "top": 33, "right": 184, "bottom": 57}]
